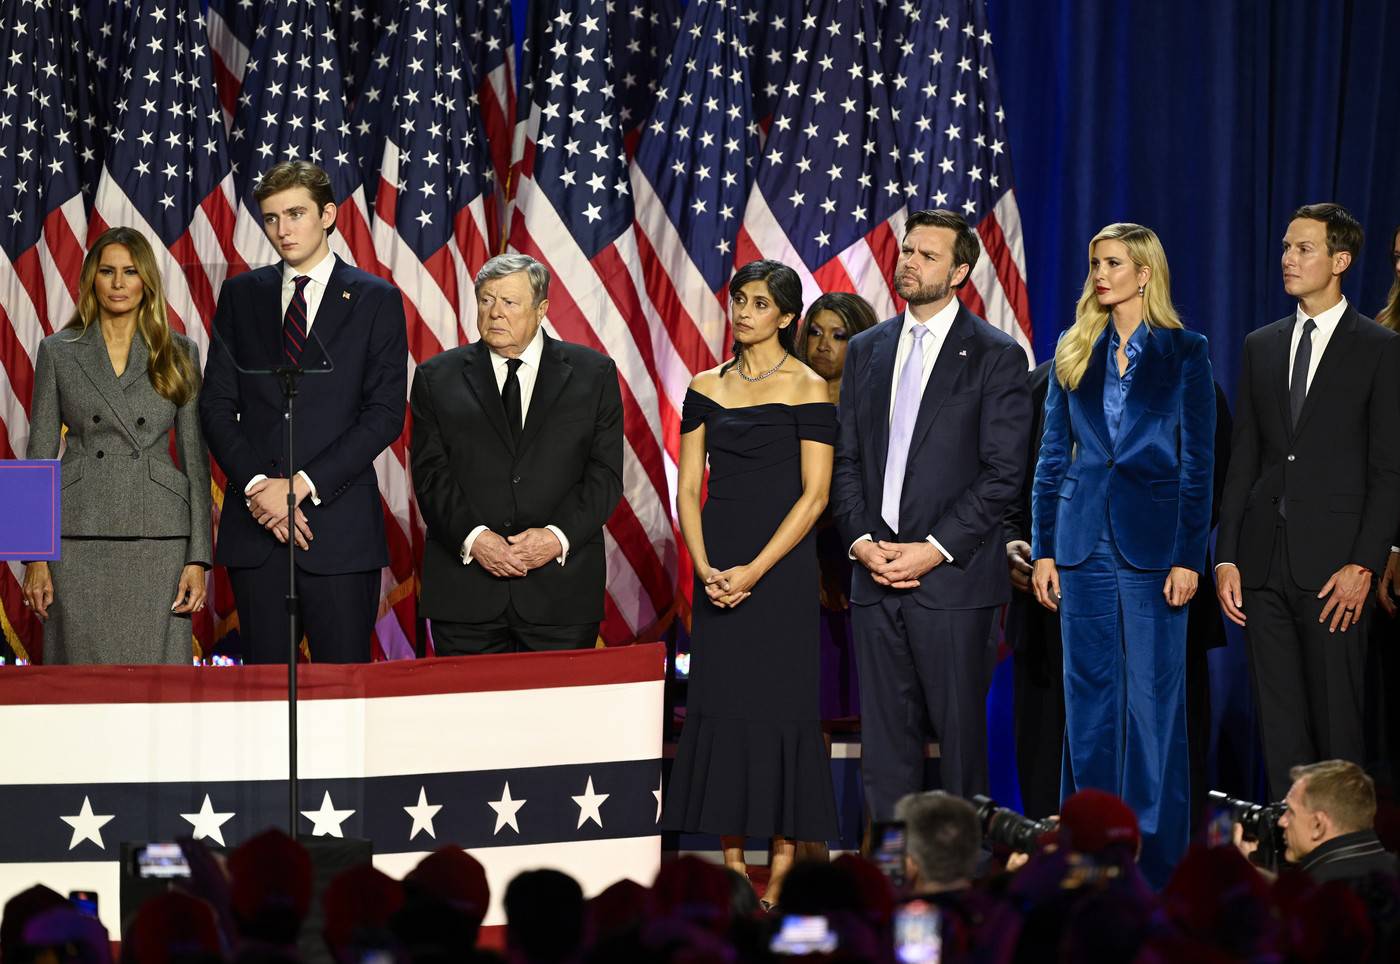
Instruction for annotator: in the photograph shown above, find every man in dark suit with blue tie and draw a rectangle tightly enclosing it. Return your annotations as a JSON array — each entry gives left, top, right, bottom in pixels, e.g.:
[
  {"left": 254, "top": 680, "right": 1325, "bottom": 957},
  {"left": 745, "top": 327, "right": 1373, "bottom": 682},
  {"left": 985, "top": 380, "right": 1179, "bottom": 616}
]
[
  {"left": 832, "top": 209, "right": 1031, "bottom": 813},
  {"left": 200, "top": 161, "right": 408, "bottom": 664},
  {"left": 1217, "top": 203, "right": 1400, "bottom": 799}
]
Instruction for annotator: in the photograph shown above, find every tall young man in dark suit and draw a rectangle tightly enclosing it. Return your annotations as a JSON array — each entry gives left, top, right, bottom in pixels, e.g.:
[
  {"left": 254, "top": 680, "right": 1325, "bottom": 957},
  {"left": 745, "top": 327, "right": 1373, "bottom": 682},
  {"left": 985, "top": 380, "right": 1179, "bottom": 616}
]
[
  {"left": 410, "top": 254, "right": 623, "bottom": 654},
  {"left": 1217, "top": 203, "right": 1400, "bottom": 799},
  {"left": 832, "top": 209, "right": 1031, "bottom": 813},
  {"left": 200, "top": 161, "right": 408, "bottom": 664}
]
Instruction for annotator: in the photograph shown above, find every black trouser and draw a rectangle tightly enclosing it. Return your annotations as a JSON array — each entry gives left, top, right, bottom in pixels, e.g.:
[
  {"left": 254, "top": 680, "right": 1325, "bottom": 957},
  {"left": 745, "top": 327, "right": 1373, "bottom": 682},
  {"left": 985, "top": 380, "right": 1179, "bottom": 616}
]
[
  {"left": 1012, "top": 607, "right": 1065, "bottom": 820},
  {"left": 430, "top": 600, "right": 599, "bottom": 655},
  {"left": 852, "top": 596, "right": 998, "bottom": 818},
  {"left": 229, "top": 561, "right": 379, "bottom": 664},
  {"left": 1243, "top": 525, "right": 1367, "bottom": 800}
]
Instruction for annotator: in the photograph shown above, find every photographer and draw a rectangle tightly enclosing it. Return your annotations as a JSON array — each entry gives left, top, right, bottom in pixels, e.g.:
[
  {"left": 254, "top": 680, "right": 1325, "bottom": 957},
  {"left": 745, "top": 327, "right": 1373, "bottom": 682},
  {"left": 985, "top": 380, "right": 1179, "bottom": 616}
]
[
  {"left": 1236, "top": 760, "right": 1396, "bottom": 883},
  {"left": 895, "top": 791, "right": 982, "bottom": 895}
]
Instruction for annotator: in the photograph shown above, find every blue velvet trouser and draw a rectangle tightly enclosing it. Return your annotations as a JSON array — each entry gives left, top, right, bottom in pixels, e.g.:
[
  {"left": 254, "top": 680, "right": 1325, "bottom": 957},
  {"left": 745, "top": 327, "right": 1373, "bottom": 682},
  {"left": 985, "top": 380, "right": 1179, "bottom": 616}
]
[{"left": 1058, "top": 527, "right": 1190, "bottom": 888}]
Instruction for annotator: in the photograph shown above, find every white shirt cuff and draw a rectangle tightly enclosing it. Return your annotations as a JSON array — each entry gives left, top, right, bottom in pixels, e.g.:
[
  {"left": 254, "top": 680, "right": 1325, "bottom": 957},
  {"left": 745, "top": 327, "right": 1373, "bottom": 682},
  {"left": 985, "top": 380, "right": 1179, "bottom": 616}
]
[
  {"left": 545, "top": 525, "right": 570, "bottom": 565},
  {"left": 848, "top": 533, "right": 873, "bottom": 560},
  {"left": 1215, "top": 562, "right": 1238, "bottom": 572},
  {"left": 927, "top": 534, "right": 954, "bottom": 563},
  {"left": 461, "top": 525, "right": 489, "bottom": 565},
  {"left": 1391, "top": 546, "right": 1399, "bottom": 555},
  {"left": 297, "top": 471, "right": 320, "bottom": 506},
  {"left": 244, "top": 474, "right": 268, "bottom": 496}
]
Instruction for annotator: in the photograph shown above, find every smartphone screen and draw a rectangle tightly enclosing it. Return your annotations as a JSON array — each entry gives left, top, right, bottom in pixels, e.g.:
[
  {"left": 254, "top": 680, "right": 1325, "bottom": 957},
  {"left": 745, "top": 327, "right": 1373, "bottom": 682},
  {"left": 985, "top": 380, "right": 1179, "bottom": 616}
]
[
  {"left": 769, "top": 915, "right": 838, "bottom": 955},
  {"left": 68, "top": 891, "right": 99, "bottom": 918},
  {"left": 895, "top": 900, "right": 942, "bottom": 964},
  {"left": 872, "top": 819, "right": 908, "bottom": 889},
  {"left": 135, "top": 842, "right": 191, "bottom": 879}
]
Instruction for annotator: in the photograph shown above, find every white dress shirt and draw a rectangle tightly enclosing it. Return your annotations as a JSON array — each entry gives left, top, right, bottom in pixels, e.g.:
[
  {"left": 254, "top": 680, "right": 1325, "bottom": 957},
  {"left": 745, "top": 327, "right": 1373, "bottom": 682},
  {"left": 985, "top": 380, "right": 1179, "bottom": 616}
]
[
  {"left": 1288, "top": 295, "right": 1348, "bottom": 395},
  {"left": 852, "top": 299, "right": 962, "bottom": 564},
  {"left": 461, "top": 327, "right": 570, "bottom": 567},
  {"left": 243, "top": 250, "right": 339, "bottom": 506}
]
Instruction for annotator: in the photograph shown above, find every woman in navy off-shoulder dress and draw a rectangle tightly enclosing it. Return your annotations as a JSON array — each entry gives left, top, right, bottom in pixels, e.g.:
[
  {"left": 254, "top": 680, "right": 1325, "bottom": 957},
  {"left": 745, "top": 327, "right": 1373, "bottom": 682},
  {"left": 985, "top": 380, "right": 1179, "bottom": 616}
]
[{"left": 661, "top": 260, "right": 839, "bottom": 906}]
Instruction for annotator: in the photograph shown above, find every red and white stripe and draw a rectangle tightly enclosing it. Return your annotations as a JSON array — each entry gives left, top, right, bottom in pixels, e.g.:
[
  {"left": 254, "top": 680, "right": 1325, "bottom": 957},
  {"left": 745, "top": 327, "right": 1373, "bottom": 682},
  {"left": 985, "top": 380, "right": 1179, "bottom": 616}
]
[
  {"left": 477, "top": 49, "right": 516, "bottom": 252},
  {"left": 206, "top": 5, "right": 249, "bottom": 130}
]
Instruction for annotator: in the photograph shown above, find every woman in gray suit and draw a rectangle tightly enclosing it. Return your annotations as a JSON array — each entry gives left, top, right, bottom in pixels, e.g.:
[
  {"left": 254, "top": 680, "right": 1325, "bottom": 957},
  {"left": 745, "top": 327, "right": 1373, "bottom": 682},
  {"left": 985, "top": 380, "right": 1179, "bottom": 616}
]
[{"left": 21, "top": 227, "right": 212, "bottom": 664}]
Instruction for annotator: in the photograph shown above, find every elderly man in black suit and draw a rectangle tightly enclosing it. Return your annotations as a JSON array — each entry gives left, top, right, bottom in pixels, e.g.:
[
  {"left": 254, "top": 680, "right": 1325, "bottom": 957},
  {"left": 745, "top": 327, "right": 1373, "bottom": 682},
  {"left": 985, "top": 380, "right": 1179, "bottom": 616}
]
[
  {"left": 1217, "top": 202, "right": 1400, "bottom": 799},
  {"left": 410, "top": 254, "right": 623, "bottom": 654}
]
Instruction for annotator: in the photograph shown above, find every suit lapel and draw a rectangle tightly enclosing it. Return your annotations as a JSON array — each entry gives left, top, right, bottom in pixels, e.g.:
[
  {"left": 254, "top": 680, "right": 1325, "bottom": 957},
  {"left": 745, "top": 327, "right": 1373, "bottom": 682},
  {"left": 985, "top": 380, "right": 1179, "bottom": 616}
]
[
  {"left": 1293, "top": 306, "right": 1356, "bottom": 438},
  {"left": 517, "top": 336, "right": 573, "bottom": 454},
  {"left": 72, "top": 326, "right": 140, "bottom": 443},
  {"left": 1114, "top": 326, "right": 1172, "bottom": 447},
  {"left": 462, "top": 342, "right": 515, "bottom": 450},
  {"left": 1078, "top": 330, "right": 1112, "bottom": 451},
  {"left": 300, "top": 256, "right": 352, "bottom": 371},
  {"left": 1274, "top": 317, "right": 1294, "bottom": 434},
  {"left": 907, "top": 306, "right": 975, "bottom": 455},
  {"left": 866, "top": 318, "right": 900, "bottom": 473},
  {"left": 255, "top": 266, "right": 286, "bottom": 366}
]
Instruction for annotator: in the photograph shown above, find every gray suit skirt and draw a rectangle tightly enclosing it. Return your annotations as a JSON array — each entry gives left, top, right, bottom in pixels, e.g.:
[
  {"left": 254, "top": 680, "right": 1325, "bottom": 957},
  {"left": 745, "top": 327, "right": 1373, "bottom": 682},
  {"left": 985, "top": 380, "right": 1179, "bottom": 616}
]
[{"left": 45, "top": 537, "right": 192, "bottom": 665}]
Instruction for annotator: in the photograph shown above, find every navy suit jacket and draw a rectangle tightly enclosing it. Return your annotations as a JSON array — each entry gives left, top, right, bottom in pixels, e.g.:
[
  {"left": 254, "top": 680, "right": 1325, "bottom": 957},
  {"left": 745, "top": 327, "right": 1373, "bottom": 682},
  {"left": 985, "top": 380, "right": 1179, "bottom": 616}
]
[
  {"left": 199, "top": 257, "right": 408, "bottom": 574},
  {"left": 1031, "top": 326, "right": 1215, "bottom": 572},
  {"left": 832, "top": 305, "right": 1032, "bottom": 610}
]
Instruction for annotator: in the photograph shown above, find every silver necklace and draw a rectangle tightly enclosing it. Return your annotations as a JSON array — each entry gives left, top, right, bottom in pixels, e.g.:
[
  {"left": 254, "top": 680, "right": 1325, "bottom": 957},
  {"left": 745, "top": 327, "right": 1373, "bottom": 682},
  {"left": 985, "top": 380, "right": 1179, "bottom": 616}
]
[{"left": 736, "top": 351, "right": 789, "bottom": 382}]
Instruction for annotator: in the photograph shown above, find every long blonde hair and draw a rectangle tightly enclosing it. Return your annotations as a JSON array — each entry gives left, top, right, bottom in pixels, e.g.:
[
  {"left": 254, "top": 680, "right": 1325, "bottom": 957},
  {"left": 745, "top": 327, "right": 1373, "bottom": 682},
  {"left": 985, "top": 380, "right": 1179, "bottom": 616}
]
[
  {"left": 1054, "top": 223, "right": 1182, "bottom": 390},
  {"left": 67, "top": 227, "right": 197, "bottom": 406},
  {"left": 1378, "top": 226, "right": 1400, "bottom": 333}
]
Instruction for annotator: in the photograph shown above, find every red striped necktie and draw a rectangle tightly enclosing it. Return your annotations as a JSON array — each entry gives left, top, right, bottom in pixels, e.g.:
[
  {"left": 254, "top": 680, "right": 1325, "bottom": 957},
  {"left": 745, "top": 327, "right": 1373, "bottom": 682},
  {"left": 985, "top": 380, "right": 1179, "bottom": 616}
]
[{"left": 282, "top": 274, "right": 312, "bottom": 366}]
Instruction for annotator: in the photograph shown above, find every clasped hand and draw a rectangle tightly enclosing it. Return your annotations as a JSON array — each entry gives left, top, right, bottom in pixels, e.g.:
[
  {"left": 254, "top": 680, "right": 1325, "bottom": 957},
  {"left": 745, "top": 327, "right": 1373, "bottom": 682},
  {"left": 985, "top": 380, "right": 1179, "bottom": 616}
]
[
  {"left": 853, "top": 539, "right": 940, "bottom": 589},
  {"left": 471, "top": 528, "right": 562, "bottom": 578},
  {"left": 247, "top": 477, "right": 314, "bottom": 549},
  {"left": 704, "top": 564, "right": 758, "bottom": 608}
]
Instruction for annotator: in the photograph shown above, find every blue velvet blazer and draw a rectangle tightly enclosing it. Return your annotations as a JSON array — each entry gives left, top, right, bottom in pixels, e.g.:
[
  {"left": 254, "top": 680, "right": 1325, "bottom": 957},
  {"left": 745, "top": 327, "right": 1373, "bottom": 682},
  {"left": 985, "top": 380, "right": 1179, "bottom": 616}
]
[{"left": 1031, "top": 325, "right": 1215, "bottom": 572}]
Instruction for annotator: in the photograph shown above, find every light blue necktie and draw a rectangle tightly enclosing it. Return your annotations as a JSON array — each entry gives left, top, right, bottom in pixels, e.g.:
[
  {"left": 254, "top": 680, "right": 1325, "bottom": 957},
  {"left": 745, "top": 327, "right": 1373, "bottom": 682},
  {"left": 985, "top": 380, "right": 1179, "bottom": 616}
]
[{"left": 881, "top": 324, "right": 928, "bottom": 533}]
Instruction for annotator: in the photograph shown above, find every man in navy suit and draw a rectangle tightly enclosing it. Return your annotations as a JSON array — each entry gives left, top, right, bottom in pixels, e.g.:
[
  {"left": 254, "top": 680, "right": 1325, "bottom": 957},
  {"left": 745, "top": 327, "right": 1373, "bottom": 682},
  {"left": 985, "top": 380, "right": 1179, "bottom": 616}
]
[
  {"left": 832, "top": 209, "right": 1031, "bottom": 813},
  {"left": 200, "top": 160, "right": 408, "bottom": 664}
]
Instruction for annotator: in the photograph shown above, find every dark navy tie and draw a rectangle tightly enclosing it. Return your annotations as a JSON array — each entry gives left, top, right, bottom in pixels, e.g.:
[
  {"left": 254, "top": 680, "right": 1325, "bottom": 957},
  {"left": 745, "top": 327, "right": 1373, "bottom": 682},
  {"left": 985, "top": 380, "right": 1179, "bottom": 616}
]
[{"left": 282, "top": 275, "right": 311, "bottom": 366}]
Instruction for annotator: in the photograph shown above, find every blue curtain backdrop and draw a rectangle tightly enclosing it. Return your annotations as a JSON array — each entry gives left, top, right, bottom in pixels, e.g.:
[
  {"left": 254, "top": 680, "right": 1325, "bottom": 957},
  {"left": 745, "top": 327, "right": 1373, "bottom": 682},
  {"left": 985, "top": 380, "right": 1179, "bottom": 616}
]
[{"left": 990, "top": 0, "right": 1400, "bottom": 798}]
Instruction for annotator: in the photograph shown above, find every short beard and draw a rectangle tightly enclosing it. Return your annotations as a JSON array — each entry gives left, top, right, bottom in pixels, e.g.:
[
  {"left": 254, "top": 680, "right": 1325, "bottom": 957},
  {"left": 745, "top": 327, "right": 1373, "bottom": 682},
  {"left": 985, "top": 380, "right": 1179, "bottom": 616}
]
[{"left": 895, "top": 265, "right": 957, "bottom": 307}]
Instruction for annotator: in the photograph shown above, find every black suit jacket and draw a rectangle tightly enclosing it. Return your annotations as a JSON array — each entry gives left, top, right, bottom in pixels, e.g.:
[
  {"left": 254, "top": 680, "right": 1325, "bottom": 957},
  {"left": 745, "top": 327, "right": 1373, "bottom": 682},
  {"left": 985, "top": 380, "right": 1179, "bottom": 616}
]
[
  {"left": 199, "top": 257, "right": 409, "bottom": 574},
  {"left": 410, "top": 335, "right": 623, "bottom": 624},
  {"left": 832, "top": 306, "right": 1032, "bottom": 610},
  {"left": 1217, "top": 305, "right": 1400, "bottom": 589}
]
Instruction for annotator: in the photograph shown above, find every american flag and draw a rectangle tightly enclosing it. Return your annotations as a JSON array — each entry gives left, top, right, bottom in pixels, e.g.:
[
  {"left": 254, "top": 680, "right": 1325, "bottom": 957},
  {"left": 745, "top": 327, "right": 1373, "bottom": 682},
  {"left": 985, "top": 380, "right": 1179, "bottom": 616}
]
[
  {"left": 629, "top": 0, "right": 758, "bottom": 616},
  {"left": 744, "top": 0, "right": 805, "bottom": 129},
  {"left": 607, "top": 0, "right": 680, "bottom": 156},
  {"left": 330, "top": 0, "right": 394, "bottom": 109},
  {"left": 0, "top": 0, "right": 88, "bottom": 661},
  {"left": 883, "top": 0, "right": 1033, "bottom": 354},
  {"left": 88, "top": 0, "right": 244, "bottom": 659},
  {"left": 510, "top": 0, "right": 677, "bottom": 645},
  {"left": 49, "top": 0, "right": 114, "bottom": 211},
  {"left": 206, "top": 0, "right": 259, "bottom": 127},
  {"left": 461, "top": 0, "right": 515, "bottom": 249},
  {"left": 735, "top": 0, "right": 907, "bottom": 317},
  {"left": 224, "top": 0, "right": 420, "bottom": 663}
]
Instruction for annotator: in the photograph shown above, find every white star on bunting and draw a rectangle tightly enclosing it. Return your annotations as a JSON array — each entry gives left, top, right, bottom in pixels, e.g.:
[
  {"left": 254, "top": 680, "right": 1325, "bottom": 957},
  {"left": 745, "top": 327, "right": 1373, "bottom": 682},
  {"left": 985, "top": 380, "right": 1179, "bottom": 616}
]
[
  {"left": 60, "top": 796, "right": 115, "bottom": 851},
  {"left": 180, "top": 794, "right": 235, "bottom": 846},
  {"left": 488, "top": 782, "right": 526, "bottom": 835},
  {"left": 572, "top": 776, "right": 608, "bottom": 829},
  {"left": 301, "top": 791, "right": 355, "bottom": 838},
  {"left": 404, "top": 786, "right": 442, "bottom": 841}
]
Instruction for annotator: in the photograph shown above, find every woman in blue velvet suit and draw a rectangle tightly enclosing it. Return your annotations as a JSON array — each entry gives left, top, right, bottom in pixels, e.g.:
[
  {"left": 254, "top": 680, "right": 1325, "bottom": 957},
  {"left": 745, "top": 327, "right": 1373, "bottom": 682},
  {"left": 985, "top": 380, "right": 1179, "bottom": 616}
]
[{"left": 1030, "top": 223, "right": 1215, "bottom": 886}]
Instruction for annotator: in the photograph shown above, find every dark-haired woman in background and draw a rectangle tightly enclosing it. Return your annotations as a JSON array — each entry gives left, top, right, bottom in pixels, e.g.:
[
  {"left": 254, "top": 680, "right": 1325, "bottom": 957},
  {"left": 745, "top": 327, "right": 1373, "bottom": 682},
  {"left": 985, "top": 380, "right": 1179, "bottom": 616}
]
[
  {"left": 663, "top": 260, "right": 839, "bottom": 906},
  {"left": 799, "top": 293, "right": 880, "bottom": 725},
  {"left": 22, "top": 227, "right": 211, "bottom": 664}
]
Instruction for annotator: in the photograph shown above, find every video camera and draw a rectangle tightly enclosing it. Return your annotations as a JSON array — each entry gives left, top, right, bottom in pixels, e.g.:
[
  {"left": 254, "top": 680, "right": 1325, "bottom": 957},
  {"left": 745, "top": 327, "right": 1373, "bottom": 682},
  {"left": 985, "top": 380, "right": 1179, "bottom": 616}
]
[
  {"left": 972, "top": 795, "right": 1058, "bottom": 854},
  {"left": 1207, "top": 790, "right": 1287, "bottom": 871}
]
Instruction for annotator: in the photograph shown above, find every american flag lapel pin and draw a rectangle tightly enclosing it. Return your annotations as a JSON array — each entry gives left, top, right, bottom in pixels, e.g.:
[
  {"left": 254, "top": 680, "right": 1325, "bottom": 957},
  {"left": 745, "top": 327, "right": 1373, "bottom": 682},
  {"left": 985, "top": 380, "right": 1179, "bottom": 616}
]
[
  {"left": 341, "top": 290, "right": 351, "bottom": 300},
  {"left": 958, "top": 349, "right": 967, "bottom": 356}
]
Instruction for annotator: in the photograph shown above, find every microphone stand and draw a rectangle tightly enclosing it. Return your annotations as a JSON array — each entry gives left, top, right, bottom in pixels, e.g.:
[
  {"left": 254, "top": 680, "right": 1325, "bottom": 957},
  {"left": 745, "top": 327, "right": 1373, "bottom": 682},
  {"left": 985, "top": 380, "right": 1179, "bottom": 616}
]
[{"left": 209, "top": 323, "right": 334, "bottom": 834}]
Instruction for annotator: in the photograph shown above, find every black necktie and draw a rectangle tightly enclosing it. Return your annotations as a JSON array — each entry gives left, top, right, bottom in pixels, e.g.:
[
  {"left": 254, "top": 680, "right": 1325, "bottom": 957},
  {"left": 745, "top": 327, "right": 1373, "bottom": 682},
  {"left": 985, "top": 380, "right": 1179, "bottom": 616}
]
[
  {"left": 1289, "top": 318, "right": 1316, "bottom": 429},
  {"left": 282, "top": 275, "right": 311, "bottom": 366},
  {"left": 501, "top": 358, "right": 523, "bottom": 443}
]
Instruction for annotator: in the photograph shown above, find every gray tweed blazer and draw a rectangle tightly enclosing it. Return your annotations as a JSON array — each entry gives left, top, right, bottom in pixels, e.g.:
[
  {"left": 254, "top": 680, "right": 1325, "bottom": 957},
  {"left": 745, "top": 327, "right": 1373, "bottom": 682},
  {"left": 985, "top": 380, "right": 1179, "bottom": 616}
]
[{"left": 26, "top": 324, "right": 213, "bottom": 565}]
